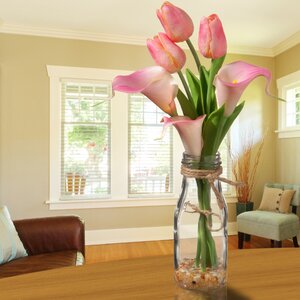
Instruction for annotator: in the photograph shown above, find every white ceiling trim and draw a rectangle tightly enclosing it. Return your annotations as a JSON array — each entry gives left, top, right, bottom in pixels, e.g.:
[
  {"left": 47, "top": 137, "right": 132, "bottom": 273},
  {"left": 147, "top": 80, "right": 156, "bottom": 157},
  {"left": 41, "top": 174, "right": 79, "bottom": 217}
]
[
  {"left": 273, "top": 31, "right": 300, "bottom": 56},
  {"left": 0, "top": 23, "right": 147, "bottom": 45},
  {"left": 227, "top": 45, "right": 274, "bottom": 57},
  {"left": 0, "top": 23, "right": 298, "bottom": 57}
]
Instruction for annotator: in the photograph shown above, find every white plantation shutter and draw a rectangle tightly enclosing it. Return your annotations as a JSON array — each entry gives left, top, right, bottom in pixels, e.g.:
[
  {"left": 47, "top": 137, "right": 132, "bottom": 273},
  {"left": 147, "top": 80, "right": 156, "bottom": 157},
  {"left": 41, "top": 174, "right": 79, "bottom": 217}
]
[
  {"left": 277, "top": 71, "right": 300, "bottom": 138},
  {"left": 286, "top": 86, "right": 300, "bottom": 127},
  {"left": 128, "top": 94, "right": 173, "bottom": 196},
  {"left": 60, "top": 80, "right": 111, "bottom": 199}
]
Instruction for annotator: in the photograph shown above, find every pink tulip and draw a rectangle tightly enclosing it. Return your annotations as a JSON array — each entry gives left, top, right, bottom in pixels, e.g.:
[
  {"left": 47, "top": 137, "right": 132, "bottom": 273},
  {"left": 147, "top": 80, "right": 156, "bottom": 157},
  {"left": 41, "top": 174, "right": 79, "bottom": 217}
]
[
  {"left": 199, "top": 14, "right": 227, "bottom": 59},
  {"left": 162, "top": 115, "right": 206, "bottom": 156},
  {"left": 147, "top": 33, "right": 186, "bottom": 73},
  {"left": 157, "top": 1, "right": 194, "bottom": 42},
  {"left": 112, "top": 66, "right": 178, "bottom": 116},
  {"left": 214, "top": 61, "right": 272, "bottom": 116}
]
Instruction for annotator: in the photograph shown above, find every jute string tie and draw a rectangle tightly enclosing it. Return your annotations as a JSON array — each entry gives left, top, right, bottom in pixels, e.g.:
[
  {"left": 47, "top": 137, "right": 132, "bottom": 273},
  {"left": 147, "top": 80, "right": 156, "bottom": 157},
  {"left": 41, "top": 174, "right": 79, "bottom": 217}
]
[
  {"left": 184, "top": 201, "right": 223, "bottom": 232},
  {"left": 181, "top": 165, "right": 243, "bottom": 232}
]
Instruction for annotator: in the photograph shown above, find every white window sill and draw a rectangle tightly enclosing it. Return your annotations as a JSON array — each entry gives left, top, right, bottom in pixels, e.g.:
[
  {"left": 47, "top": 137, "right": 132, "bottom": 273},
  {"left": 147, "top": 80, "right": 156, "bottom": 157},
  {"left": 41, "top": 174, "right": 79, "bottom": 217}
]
[
  {"left": 46, "top": 195, "right": 237, "bottom": 210},
  {"left": 275, "top": 128, "right": 300, "bottom": 139},
  {"left": 46, "top": 198, "right": 177, "bottom": 210}
]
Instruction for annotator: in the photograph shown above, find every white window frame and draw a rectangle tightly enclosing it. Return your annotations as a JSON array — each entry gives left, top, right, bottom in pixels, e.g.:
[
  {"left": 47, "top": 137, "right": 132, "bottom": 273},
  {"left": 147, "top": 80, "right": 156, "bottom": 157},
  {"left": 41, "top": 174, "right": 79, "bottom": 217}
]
[
  {"left": 47, "top": 65, "right": 236, "bottom": 210},
  {"left": 276, "top": 70, "right": 300, "bottom": 138},
  {"left": 47, "top": 66, "right": 183, "bottom": 210}
]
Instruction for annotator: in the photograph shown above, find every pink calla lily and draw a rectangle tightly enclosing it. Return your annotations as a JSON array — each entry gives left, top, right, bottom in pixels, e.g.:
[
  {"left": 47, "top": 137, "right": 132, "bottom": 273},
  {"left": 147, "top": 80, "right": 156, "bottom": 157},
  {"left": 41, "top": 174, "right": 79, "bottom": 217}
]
[
  {"left": 112, "top": 66, "right": 178, "bottom": 116},
  {"left": 157, "top": 1, "right": 194, "bottom": 43},
  {"left": 162, "top": 115, "right": 206, "bottom": 156},
  {"left": 147, "top": 32, "right": 186, "bottom": 73},
  {"left": 214, "top": 61, "right": 272, "bottom": 116}
]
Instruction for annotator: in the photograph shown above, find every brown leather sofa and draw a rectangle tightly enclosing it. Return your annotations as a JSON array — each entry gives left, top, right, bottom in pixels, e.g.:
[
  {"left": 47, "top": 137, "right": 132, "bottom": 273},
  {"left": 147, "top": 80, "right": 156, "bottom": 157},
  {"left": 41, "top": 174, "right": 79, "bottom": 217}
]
[{"left": 0, "top": 216, "right": 85, "bottom": 278}]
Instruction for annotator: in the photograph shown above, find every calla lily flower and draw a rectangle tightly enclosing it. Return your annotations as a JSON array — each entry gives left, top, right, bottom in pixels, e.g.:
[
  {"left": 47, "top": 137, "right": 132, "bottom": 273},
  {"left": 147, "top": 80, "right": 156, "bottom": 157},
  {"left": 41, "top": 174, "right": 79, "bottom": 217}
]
[
  {"left": 199, "top": 14, "right": 227, "bottom": 59},
  {"left": 157, "top": 1, "right": 194, "bottom": 42},
  {"left": 147, "top": 32, "right": 186, "bottom": 73},
  {"left": 112, "top": 66, "right": 178, "bottom": 116},
  {"left": 214, "top": 61, "right": 272, "bottom": 116},
  {"left": 162, "top": 115, "right": 206, "bottom": 156}
]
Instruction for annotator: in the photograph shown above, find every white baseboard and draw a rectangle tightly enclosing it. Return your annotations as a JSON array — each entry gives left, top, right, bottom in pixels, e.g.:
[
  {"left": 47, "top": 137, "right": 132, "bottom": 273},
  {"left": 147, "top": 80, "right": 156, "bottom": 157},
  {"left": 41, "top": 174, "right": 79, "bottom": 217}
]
[
  {"left": 86, "top": 222, "right": 237, "bottom": 245},
  {"left": 228, "top": 222, "right": 237, "bottom": 235}
]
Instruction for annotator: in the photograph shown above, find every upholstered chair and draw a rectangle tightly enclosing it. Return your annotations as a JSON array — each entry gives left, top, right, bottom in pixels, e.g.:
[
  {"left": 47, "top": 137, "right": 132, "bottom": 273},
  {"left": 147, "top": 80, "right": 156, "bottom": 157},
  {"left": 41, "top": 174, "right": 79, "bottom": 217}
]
[{"left": 237, "top": 183, "right": 300, "bottom": 248}]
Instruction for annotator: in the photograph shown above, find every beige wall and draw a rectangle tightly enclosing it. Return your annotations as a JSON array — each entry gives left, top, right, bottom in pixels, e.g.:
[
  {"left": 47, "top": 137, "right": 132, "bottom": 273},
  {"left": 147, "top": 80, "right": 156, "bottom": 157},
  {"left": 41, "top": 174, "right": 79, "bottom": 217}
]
[
  {"left": 275, "top": 44, "right": 300, "bottom": 79},
  {"left": 229, "top": 55, "right": 277, "bottom": 210},
  {"left": 0, "top": 33, "right": 276, "bottom": 230},
  {"left": 275, "top": 44, "right": 300, "bottom": 184}
]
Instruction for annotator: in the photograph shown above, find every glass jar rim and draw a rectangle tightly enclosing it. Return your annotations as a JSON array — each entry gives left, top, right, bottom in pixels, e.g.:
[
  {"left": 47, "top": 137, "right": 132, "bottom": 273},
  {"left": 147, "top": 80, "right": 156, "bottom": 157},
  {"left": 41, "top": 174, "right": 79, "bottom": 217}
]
[{"left": 181, "top": 152, "right": 221, "bottom": 170}]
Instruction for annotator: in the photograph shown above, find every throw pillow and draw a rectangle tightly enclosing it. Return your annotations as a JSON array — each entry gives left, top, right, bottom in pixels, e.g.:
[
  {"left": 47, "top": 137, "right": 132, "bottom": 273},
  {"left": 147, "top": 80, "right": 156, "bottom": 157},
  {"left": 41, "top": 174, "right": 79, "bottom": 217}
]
[
  {"left": 258, "top": 187, "right": 295, "bottom": 213},
  {"left": 0, "top": 206, "right": 27, "bottom": 265},
  {"left": 280, "top": 189, "right": 296, "bottom": 213}
]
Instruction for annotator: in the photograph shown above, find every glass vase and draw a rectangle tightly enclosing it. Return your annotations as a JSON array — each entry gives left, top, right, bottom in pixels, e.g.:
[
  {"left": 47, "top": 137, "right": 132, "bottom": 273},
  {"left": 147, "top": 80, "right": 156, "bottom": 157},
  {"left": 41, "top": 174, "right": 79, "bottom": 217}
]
[{"left": 174, "top": 152, "right": 228, "bottom": 296}]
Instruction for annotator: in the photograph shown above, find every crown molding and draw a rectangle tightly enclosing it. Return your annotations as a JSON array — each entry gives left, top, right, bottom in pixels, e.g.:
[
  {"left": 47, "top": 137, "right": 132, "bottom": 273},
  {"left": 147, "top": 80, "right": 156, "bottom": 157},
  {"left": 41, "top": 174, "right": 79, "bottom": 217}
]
[
  {"left": 0, "top": 23, "right": 298, "bottom": 57},
  {"left": 0, "top": 23, "right": 147, "bottom": 45},
  {"left": 273, "top": 31, "right": 300, "bottom": 56},
  {"left": 227, "top": 45, "right": 274, "bottom": 57}
]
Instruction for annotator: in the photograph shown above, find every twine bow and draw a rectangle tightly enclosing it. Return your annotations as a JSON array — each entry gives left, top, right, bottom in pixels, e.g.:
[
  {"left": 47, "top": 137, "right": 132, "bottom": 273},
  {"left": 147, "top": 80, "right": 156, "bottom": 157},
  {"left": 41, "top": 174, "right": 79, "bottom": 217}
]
[
  {"left": 181, "top": 165, "right": 242, "bottom": 210},
  {"left": 181, "top": 165, "right": 243, "bottom": 232},
  {"left": 184, "top": 201, "right": 223, "bottom": 232}
]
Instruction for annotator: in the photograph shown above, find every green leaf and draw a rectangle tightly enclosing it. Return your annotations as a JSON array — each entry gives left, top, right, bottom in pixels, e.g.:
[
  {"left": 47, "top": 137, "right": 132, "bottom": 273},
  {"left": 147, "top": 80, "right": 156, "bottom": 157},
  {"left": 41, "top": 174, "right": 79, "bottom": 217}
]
[
  {"left": 202, "top": 105, "right": 226, "bottom": 156},
  {"left": 201, "top": 101, "right": 245, "bottom": 156},
  {"left": 220, "top": 101, "right": 245, "bottom": 142},
  {"left": 211, "top": 55, "right": 226, "bottom": 78},
  {"left": 176, "top": 88, "right": 198, "bottom": 119},
  {"left": 210, "top": 86, "right": 218, "bottom": 112},
  {"left": 186, "top": 69, "right": 200, "bottom": 108},
  {"left": 201, "top": 66, "right": 209, "bottom": 82},
  {"left": 186, "top": 69, "right": 207, "bottom": 116},
  {"left": 205, "top": 55, "right": 226, "bottom": 114}
]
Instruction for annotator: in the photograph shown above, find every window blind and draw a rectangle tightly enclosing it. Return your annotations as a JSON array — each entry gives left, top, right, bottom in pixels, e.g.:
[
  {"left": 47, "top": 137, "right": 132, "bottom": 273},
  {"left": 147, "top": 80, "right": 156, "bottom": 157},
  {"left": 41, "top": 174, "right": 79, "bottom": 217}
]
[
  {"left": 286, "top": 86, "right": 300, "bottom": 127},
  {"left": 60, "top": 80, "right": 111, "bottom": 199},
  {"left": 128, "top": 94, "right": 173, "bottom": 196}
]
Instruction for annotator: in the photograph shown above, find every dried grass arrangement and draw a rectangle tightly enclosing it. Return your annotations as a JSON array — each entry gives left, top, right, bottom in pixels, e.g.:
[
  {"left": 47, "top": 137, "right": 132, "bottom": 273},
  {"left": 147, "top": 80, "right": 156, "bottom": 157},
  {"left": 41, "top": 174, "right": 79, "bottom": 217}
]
[{"left": 231, "top": 131, "right": 266, "bottom": 203}]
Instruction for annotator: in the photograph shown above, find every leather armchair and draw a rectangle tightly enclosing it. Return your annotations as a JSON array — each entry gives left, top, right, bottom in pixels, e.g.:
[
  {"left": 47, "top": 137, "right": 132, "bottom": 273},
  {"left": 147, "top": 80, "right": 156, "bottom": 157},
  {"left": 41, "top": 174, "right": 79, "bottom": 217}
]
[{"left": 0, "top": 216, "right": 85, "bottom": 278}]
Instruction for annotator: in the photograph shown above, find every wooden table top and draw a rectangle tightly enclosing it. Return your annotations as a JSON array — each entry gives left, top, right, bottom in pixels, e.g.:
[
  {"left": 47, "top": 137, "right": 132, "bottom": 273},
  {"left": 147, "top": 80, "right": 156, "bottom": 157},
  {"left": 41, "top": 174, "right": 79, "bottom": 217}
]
[{"left": 0, "top": 248, "right": 299, "bottom": 299}]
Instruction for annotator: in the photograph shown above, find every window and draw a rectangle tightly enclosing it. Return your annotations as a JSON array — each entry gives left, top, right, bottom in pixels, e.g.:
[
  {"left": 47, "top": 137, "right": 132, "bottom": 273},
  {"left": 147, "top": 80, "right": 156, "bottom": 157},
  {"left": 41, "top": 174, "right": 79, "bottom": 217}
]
[
  {"left": 284, "top": 86, "right": 300, "bottom": 127},
  {"left": 128, "top": 94, "right": 173, "bottom": 196},
  {"left": 47, "top": 66, "right": 177, "bottom": 209},
  {"left": 61, "top": 80, "right": 111, "bottom": 199},
  {"left": 47, "top": 66, "right": 234, "bottom": 209},
  {"left": 277, "top": 70, "right": 300, "bottom": 138}
]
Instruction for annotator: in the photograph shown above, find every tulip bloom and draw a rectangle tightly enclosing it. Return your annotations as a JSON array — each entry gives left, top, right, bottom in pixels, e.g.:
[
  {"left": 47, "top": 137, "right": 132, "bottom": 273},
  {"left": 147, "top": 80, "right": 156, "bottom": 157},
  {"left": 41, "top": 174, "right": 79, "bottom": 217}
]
[
  {"left": 162, "top": 115, "right": 206, "bottom": 156},
  {"left": 157, "top": 1, "right": 194, "bottom": 42},
  {"left": 147, "top": 33, "right": 186, "bottom": 73},
  {"left": 199, "top": 14, "right": 227, "bottom": 59},
  {"left": 214, "top": 61, "right": 272, "bottom": 116},
  {"left": 112, "top": 66, "right": 178, "bottom": 116}
]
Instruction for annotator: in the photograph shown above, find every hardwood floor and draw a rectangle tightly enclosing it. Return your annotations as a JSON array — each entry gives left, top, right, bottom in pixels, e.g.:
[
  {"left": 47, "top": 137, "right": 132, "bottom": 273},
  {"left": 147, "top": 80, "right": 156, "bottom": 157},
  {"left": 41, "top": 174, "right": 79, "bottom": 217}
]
[{"left": 85, "top": 235, "right": 294, "bottom": 264}]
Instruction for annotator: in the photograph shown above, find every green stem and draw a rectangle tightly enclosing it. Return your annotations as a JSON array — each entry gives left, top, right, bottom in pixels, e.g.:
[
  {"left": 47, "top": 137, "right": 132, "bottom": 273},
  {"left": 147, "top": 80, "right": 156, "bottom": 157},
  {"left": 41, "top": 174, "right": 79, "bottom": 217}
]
[
  {"left": 195, "top": 179, "right": 218, "bottom": 271},
  {"left": 177, "top": 70, "right": 193, "bottom": 104},
  {"left": 206, "top": 70, "right": 214, "bottom": 114},
  {"left": 186, "top": 39, "right": 201, "bottom": 71},
  {"left": 199, "top": 216, "right": 207, "bottom": 270}
]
